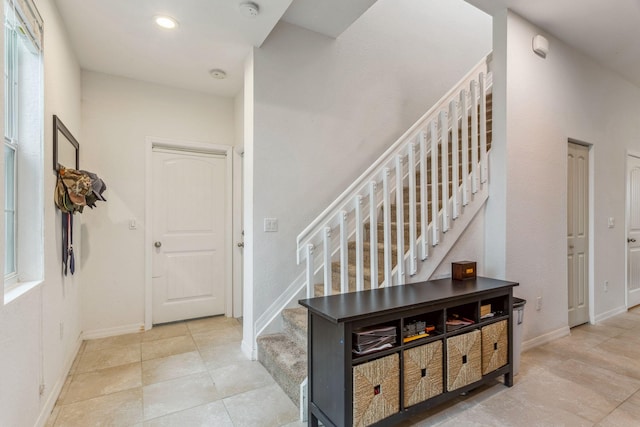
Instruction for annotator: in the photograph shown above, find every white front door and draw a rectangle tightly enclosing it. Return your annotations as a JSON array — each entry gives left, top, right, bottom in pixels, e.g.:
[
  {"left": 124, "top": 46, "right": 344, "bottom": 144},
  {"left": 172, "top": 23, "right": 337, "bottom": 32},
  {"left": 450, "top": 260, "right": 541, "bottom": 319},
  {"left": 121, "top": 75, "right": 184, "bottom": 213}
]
[
  {"left": 567, "top": 142, "right": 589, "bottom": 327},
  {"left": 152, "top": 148, "right": 227, "bottom": 324},
  {"left": 627, "top": 154, "right": 640, "bottom": 308}
]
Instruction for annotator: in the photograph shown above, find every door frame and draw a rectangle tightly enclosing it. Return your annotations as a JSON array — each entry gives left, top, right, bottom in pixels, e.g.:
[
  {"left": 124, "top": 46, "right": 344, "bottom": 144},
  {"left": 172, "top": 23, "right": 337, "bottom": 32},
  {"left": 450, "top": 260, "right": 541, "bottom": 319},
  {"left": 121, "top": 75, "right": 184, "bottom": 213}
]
[
  {"left": 625, "top": 150, "right": 640, "bottom": 309},
  {"left": 144, "top": 136, "right": 234, "bottom": 330},
  {"left": 568, "top": 138, "right": 595, "bottom": 325}
]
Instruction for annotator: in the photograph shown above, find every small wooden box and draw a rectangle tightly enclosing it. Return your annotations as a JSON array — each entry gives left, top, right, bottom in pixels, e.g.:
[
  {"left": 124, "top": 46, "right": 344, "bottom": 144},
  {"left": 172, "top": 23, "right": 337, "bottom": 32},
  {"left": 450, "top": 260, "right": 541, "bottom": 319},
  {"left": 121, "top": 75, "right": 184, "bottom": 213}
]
[{"left": 452, "top": 261, "right": 477, "bottom": 280}]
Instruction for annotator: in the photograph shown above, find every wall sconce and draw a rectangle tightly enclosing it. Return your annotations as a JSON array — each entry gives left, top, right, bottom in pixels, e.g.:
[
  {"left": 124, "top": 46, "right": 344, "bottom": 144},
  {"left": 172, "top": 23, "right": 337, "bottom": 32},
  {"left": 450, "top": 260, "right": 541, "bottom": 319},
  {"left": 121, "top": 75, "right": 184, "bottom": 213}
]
[{"left": 532, "top": 35, "right": 549, "bottom": 58}]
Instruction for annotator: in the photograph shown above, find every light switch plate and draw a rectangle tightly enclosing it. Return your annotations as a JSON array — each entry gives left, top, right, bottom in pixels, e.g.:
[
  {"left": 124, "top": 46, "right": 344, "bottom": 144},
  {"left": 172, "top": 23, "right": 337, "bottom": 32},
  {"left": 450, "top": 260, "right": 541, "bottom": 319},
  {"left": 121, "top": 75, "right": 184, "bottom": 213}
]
[{"left": 264, "top": 218, "right": 278, "bottom": 232}]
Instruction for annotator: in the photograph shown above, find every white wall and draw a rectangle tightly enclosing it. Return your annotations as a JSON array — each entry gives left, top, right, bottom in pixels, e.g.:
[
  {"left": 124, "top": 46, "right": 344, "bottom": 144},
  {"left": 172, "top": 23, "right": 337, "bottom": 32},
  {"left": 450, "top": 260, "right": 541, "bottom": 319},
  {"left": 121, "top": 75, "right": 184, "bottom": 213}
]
[
  {"left": 0, "top": 0, "right": 83, "bottom": 425},
  {"left": 249, "top": 0, "right": 491, "bottom": 332},
  {"left": 487, "top": 11, "right": 640, "bottom": 343},
  {"left": 80, "top": 72, "right": 235, "bottom": 334}
]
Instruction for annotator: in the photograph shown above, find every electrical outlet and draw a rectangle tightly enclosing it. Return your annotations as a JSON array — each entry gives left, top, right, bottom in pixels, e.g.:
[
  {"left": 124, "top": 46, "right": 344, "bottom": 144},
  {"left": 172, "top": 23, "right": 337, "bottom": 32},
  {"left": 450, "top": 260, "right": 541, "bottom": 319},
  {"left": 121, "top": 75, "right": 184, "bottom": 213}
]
[
  {"left": 604, "top": 281, "right": 609, "bottom": 292},
  {"left": 536, "top": 296, "right": 542, "bottom": 311}
]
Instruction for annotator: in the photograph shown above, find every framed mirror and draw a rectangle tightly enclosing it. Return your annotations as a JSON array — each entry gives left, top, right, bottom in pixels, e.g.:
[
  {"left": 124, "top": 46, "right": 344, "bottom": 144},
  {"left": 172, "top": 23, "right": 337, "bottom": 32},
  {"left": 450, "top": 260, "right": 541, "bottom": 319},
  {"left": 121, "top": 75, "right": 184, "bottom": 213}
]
[{"left": 53, "top": 115, "right": 79, "bottom": 171}]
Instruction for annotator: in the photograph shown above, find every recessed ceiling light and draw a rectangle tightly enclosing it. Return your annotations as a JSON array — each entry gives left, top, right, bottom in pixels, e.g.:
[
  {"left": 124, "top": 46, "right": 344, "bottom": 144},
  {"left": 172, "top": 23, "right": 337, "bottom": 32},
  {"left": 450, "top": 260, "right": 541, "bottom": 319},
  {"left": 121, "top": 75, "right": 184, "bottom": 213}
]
[
  {"left": 239, "top": 2, "right": 260, "bottom": 18},
  {"left": 209, "top": 69, "right": 227, "bottom": 79},
  {"left": 154, "top": 15, "right": 178, "bottom": 29}
]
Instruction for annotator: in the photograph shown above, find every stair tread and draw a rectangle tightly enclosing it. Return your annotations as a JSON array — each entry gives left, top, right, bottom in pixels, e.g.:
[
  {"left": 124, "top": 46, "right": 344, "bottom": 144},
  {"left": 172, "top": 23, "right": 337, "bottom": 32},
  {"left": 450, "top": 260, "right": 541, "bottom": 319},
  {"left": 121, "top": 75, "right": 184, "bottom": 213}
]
[{"left": 257, "top": 333, "right": 307, "bottom": 379}]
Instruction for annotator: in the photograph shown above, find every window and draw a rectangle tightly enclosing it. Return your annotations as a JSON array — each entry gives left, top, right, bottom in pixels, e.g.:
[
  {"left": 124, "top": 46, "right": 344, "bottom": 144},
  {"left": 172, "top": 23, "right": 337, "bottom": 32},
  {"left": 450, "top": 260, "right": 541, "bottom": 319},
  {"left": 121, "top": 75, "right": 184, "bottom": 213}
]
[{"left": 3, "top": 0, "right": 43, "bottom": 296}]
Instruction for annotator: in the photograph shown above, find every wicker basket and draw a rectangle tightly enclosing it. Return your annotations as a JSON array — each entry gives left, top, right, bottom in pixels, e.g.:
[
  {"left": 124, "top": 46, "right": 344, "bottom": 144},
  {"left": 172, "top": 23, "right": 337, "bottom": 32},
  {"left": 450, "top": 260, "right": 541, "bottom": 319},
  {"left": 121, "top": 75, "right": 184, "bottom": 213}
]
[
  {"left": 446, "top": 330, "right": 481, "bottom": 391},
  {"left": 403, "top": 340, "right": 443, "bottom": 407},
  {"left": 353, "top": 353, "right": 399, "bottom": 427},
  {"left": 482, "top": 320, "right": 508, "bottom": 374}
]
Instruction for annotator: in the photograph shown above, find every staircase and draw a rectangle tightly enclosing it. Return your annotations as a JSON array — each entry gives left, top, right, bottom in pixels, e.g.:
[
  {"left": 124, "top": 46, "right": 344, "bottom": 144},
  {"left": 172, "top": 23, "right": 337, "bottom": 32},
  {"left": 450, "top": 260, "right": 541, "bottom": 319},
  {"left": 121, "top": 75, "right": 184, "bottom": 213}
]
[{"left": 257, "top": 56, "right": 493, "bottom": 410}]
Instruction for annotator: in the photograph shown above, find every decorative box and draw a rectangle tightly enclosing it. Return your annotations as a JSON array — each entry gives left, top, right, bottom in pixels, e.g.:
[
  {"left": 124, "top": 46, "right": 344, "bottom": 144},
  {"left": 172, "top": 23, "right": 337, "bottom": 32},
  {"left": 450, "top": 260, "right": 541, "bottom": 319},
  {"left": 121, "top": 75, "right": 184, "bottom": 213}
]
[{"left": 452, "top": 261, "right": 477, "bottom": 280}]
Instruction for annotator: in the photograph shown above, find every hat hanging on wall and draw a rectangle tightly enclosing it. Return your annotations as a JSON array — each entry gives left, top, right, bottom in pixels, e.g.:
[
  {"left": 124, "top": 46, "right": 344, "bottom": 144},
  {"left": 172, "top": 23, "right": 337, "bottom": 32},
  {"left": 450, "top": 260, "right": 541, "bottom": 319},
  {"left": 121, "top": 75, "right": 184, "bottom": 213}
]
[{"left": 54, "top": 166, "right": 107, "bottom": 276}]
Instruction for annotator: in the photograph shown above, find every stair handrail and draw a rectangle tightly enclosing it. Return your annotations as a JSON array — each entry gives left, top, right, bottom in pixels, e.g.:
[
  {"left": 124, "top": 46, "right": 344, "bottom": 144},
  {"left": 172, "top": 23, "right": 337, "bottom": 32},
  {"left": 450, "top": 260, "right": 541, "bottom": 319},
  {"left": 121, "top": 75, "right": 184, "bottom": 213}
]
[{"left": 296, "top": 53, "right": 492, "bottom": 264}]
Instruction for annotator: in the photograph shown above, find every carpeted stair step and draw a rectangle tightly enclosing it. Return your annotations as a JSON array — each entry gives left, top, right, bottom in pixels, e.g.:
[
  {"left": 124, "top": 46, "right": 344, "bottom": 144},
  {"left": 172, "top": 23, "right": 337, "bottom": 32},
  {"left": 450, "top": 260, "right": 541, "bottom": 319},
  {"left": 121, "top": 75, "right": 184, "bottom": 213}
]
[
  {"left": 347, "top": 241, "right": 398, "bottom": 264},
  {"left": 282, "top": 307, "right": 307, "bottom": 349},
  {"left": 257, "top": 333, "right": 307, "bottom": 406}
]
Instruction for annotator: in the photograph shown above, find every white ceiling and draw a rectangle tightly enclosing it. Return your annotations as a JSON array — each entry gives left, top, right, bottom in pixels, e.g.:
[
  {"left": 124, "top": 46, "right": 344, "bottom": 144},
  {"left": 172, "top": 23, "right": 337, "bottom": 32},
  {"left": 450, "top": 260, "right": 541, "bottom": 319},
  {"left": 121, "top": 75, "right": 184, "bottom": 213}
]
[
  {"left": 53, "top": 0, "right": 377, "bottom": 97},
  {"left": 466, "top": 0, "right": 640, "bottom": 88},
  {"left": 54, "top": 0, "right": 640, "bottom": 97}
]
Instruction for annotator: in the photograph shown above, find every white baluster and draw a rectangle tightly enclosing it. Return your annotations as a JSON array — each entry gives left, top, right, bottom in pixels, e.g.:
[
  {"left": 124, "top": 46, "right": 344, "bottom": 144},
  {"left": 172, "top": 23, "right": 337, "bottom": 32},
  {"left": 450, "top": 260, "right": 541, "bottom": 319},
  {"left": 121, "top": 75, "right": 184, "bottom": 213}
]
[
  {"left": 355, "top": 196, "right": 364, "bottom": 292},
  {"left": 382, "top": 168, "right": 392, "bottom": 286},
  {"left": 440, "top": 111, "right": 449, "bottom": 233},
  {"left": 419, "top": 131, "right": 429, "bottom": 260},
  {"left": 479, "top": 72, "right": 488, "bottom": 184},
  {"left": 430, "top": 121, "right": 439, "bottom": 246},
  {"left": 339, "top": 211, "right": 348, "bottom": 294},
  {"left": 460, "top": 89, "right": 470, "bottom": 206},
  {"left": 407, "top": 143, "right": 417, "bottom": 275},
  {"left": 395, "top": 155, "right": 405, "bottom": 285},
  {"left": 323, "top": 227, "right": 332, "bottom": 296},
  {"left": 450, "top": 100, "right": 460, "bottom": 219},
  {"left": 306, "top": 244, "right": 314, "bottom": 298},
  {"left": 369, "top": 182, "right": 378, "bottom": 288},
  {"left": 471, "top": 80, "right": 479, "bottom": 194}
]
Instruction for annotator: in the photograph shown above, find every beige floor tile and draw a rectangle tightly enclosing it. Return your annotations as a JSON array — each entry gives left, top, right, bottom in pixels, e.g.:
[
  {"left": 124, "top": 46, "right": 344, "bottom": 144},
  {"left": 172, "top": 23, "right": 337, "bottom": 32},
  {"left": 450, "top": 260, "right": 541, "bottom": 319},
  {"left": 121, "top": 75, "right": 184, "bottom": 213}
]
[
  {"left": 62, "top": 362, "right": 142, "bottom": 404},
  {"left": 573, "top": 322, "right": 627, "bottom": 338},
  {"left": 76, "top": 343, "right": 141, "bottom": 373},
  {"left": 596, "top": 407, "right": 640, "bottom": 427},
  {"left": 142, "top": 351, "right": 206, "bottom": 385},
  {"left": 141, "top": 335, "right": 197, "bottom": 361},
  {"left": 142, "top": 372, "right": 220, "bottom": 420},
  {"left": 191, "top": 325, "right": 243, "bottom": 349},
  {"left": 506, "top": 367, "right": 617, "bottom": 422},
  {"left": 142, "top": 322, "right": 189, "bottom": 342},
  {"left": 475, "top": 390, "right": 592, "bottom": 426},
  {"left": 54, "top": 388, "right": 143, "bottom": 427},
  {"left": 199, "top": 341, "right": 249, "bottom": 370},
  {"left": 186, "top": 315, "right": 241, "bottom": 335},
  {"left": 434, "top": 404, "right": 511, "bottom": 427},
  {"left": 209, "top": 360, "right": 274, "bottom": 398},
  {"left": 84, "top": 332, "right": 143, "bottom": 353},
  {"left": 550, "top": 359, "right": 640, "bottom": 405},
  {"left": 223, "top": 383, "right": 298, "bottom": 427},
  {"left": 56, "top": 375, "right": 74, "bottom": 406},
  {"left": 143, "top": 401, "right": 233, "bottom": 426}
]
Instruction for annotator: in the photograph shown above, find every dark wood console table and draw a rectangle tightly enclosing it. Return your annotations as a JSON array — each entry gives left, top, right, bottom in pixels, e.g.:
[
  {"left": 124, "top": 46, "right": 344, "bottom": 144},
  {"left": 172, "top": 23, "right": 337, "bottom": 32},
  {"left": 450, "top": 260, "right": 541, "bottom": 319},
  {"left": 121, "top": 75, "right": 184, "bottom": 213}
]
[{"left": 299, "top": 277, "right": 519, "bottom": 427}]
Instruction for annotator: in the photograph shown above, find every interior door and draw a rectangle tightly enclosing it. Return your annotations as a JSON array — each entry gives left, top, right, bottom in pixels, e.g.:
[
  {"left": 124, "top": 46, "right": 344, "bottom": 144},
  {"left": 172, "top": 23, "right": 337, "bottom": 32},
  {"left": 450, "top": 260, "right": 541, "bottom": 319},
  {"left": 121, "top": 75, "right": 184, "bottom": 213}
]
[
  {"left": 627, "top": 155, "right": 640, "bottom": 308},
  {"left": 152, "top": 148, "right": 227, "bottom": 324},
  {"left": 567, "top": 142, "right": 589, "bottom": 327}
]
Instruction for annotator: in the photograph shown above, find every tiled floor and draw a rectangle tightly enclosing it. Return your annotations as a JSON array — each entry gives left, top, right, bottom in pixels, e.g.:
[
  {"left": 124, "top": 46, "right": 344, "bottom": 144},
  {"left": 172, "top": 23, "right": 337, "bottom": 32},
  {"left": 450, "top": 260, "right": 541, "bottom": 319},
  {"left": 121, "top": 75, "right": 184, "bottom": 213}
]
[
  {"left": 46, "top": 316, "right": 303, "bottom": 427},
  {"left": 46, "top": 308, "right": 640, "bottom": 426}
]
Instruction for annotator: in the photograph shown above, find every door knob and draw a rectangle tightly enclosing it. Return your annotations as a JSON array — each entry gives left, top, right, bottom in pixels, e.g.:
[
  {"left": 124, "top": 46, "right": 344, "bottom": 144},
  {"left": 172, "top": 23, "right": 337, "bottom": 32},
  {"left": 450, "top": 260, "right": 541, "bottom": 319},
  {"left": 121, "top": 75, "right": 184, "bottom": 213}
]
[
  {"left": 154, "top": 241, "right": 162, "bottom": 248},
  {"left": 237, "top": 242, "right": 245, "bottom": 248},
  {"left": 569, "top": 245, "right": 574, "bottom": 249},
  {"left": 628, "top": 238, "right": 637, "bottom": 243}
]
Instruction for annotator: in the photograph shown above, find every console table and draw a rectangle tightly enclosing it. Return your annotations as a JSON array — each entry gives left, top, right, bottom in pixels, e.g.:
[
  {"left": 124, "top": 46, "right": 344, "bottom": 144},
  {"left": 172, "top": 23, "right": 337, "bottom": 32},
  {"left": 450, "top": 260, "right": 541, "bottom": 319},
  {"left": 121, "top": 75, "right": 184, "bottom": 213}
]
[{"left": 299, "top": 277, "right": 519, "bottom": 427}]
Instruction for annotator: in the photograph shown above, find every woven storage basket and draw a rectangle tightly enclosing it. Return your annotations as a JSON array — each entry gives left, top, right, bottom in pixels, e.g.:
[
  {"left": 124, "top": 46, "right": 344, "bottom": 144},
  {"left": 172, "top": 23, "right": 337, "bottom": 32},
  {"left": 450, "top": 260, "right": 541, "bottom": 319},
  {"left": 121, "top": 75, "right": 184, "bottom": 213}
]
[
  {"left": 482, "top": 320, "right": 508, "bottom": 374},
  {"left": 403, "top": 340, "right": 443, "bottom": 407},
  {"left": 353, "top": 353, "right": 399, "bottom": 427},
  {"left": 446, "top": 330, "right": 481, "bottom": 391}
]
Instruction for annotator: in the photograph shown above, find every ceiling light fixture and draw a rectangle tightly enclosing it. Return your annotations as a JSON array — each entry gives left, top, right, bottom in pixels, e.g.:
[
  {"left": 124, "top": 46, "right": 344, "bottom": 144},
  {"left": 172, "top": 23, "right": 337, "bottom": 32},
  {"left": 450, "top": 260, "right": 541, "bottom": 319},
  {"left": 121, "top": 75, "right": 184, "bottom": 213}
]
[
  {"left": 154, "top": 15, "right": 178, "bottom": 29},
  {"left": 209, "top": 69, "right": 227, "bottom": 79},
  {"left": 239, "top": 2, "right": 260, "bottom": 18}
]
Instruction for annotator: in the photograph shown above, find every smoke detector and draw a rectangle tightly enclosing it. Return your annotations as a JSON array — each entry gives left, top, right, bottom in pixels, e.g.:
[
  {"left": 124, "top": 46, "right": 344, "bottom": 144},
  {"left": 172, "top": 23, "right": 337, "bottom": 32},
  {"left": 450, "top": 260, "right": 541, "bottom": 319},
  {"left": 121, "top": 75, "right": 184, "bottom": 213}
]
[
  {"left": 209, "top": 69, "right": 227, "bottom": 80},
  {"left": 239, "top": 2, "right": 260, "bottom": 18}
]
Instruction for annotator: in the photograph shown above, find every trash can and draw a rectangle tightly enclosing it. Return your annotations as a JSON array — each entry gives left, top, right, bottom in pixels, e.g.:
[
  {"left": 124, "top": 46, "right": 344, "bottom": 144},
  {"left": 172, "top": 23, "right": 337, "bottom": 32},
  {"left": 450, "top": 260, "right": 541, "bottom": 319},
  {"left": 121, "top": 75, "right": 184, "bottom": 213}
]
[{"left": 513, "top": 297, "right": 526, "bottom": 375}]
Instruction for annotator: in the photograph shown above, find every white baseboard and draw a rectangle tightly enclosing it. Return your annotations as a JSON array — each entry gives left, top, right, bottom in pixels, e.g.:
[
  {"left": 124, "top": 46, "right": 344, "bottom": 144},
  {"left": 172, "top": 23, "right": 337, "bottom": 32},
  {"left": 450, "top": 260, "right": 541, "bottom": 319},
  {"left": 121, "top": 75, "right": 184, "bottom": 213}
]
[
  {"left": 522, "top": 326, "right": 570, "bottom": 352},
  {"left": 82, "top": 323, "right": 145, "bottom": 340},
  {"left": 241, "top": 338, "right": 257, "bottom": 361},
  {"left": 35, "top": 336, "right": 83, "bottom": 427},
  {"left": 594, "top": 305, "right": 627, "bottom": 323}
]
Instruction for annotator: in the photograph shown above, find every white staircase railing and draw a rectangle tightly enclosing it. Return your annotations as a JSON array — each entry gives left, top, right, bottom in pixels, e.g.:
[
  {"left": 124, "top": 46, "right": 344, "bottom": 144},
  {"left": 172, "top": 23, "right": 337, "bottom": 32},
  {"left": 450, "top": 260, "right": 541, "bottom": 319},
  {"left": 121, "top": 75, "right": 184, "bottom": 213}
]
[{"left": 296, "top": 54, "right": 492, "bottom": 298}]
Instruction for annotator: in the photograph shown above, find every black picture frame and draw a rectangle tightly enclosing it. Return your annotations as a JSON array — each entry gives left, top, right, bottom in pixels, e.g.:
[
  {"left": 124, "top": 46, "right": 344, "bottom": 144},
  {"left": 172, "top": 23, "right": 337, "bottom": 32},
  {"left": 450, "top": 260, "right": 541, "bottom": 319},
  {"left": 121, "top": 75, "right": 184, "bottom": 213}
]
[{"left": 53, "top": 115, "right": 79, "bottom": 171}]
